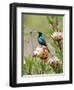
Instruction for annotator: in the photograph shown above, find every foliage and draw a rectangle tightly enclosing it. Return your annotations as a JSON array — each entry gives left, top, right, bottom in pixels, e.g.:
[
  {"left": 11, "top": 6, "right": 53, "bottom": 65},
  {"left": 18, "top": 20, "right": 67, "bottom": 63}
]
[
  {"left": 23, "top": 56, "right": 55, "bottom": 75},
  {"left": 46, "top": 16, "right": 63, "bottom": 73},
  {"left": 23, "top": 15, "right": 63, "bottom": 75},
  {"left": 54, "top": 64, "right": 63, "bottom": 73}
]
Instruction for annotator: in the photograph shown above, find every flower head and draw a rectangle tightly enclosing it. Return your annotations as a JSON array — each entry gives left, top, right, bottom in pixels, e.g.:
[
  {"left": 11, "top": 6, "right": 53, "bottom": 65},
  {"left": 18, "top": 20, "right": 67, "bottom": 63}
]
[
  {"left": 33, "top": 46, "right": 43, "bottom": 56},
  {"left": 33, "top": 45, "right": 49, "bottom": 60},
  {"left": 49, "top": 56, "right": 62, "bottom": 68},
  {"left": 51, "top": 32, "right": 63, "bottom": 41}
]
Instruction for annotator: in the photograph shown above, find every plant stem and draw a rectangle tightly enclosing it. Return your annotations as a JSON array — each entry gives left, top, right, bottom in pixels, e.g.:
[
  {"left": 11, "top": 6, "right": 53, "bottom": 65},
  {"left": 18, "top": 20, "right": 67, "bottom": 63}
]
[
  {"left": 57, "top": 41, "right": 62, "bottom": 51},
  {"left": 41, "top": 60, "right": 45, "bottom": 74},
  {"left": 56, "top": 16, "right": 58, "bottom": 31}
]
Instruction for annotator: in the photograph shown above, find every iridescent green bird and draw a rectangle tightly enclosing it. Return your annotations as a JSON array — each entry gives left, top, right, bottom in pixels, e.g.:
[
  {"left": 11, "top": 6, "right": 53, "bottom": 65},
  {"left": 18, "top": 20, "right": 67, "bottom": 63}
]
[
  {"left": 37, "top": 32, "right": 50, "bottom": 52},
  {"left": 37, "top": 32, "right": 47, "bottom": 46}
]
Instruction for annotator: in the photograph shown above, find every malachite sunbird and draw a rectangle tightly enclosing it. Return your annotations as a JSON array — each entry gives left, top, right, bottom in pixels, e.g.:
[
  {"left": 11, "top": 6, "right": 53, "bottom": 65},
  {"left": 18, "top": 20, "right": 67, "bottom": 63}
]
[
  {"left": 37, "top": 32, "right": 49, "bottom": 52},
  {"left": 37, "top": 32, "right": 47, "bottom": 46}
]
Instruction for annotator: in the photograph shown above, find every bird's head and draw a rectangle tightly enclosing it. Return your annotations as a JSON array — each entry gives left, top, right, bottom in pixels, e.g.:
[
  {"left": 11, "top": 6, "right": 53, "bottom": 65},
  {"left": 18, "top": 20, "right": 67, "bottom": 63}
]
[{"left": 38, "top": 32, "right": 42, "bottom": 36}]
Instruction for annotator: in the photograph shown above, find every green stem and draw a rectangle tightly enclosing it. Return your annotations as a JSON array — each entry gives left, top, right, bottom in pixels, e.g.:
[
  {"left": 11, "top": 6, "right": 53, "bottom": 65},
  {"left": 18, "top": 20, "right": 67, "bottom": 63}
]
[
  {"left": 57, "top": 41, "right": 62, "bottom": 52},
  {"left": 41, "top": 60, "right": 45, "bottom": 74},
  {"left": 56, "top": 16, "right": 58, "bottom": 31}
]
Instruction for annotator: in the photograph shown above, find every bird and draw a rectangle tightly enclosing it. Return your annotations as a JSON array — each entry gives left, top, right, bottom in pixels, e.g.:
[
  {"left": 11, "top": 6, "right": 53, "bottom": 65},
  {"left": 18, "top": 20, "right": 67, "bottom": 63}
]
[
  {"left": 37, "top": 32, "right": 47, "bottom": 46},
  {"left": 37, "top": 32, "right": 50, "bottom": 52}
]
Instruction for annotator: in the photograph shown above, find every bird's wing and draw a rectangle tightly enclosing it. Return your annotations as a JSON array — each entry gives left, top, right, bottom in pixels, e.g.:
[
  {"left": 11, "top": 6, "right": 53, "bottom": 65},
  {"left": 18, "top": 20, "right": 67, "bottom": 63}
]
[{"left": 39, "top": 36, "right": 46, "bottom": 44}]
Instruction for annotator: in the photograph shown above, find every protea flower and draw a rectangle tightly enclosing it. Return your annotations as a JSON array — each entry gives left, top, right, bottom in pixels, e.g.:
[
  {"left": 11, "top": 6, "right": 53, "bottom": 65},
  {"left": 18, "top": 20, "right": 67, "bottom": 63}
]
[
  {"left": 33, "top": 45, "right": 49, "bottom": 60},
  {"left": 51, "top": 32, "right": 63, "bottom": 41},
  {"left": 39, "top": 46, "right": 49, "bottom": 60},
  {"left": 33, "top": 46, "right": 43, "bottom": 56},
  {"left": 49, "top": 56, "right": 62, "bottom": 68}
]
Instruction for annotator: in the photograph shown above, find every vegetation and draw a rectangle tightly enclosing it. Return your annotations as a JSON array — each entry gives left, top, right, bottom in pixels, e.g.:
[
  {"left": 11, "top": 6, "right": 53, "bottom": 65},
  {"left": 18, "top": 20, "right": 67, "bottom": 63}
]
[{"left": 23, "top": 15, "right": 63, "bottom": 75}]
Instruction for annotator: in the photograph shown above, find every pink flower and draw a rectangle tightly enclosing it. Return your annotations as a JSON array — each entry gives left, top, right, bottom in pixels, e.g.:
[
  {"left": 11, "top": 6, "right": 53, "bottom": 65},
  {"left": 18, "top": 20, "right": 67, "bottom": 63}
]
[
  {"left": 33, "top": 45, "right": 49, "bottom": 60},
  {"left": 33, "top": 46, "right": 43, "bottom": 56},
  {"left": 51, "top": 32, "right": 63, "bottom": 41}
]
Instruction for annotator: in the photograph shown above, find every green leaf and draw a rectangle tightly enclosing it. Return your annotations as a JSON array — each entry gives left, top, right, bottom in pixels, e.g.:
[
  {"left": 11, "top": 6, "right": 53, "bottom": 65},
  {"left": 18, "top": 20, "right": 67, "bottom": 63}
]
[
  {"left": 48, "top": 29, "right": 53, "bottom": 36},
  {"left": 50, "top": 40, "right": 63, "bottom": 61},
  {"left": 44, "top": 62, "right": 54, "bottom": 74},
  {"left": 23, "top": 56, "right": 33, "bottom": 75},
  {"left": 58, "top": 24, "right": 63, "bottom": 31},
  {"left": 33, "top": 57, "right": 41, "bottom": 74},
  {"left": 54, "top": 64, "right": 63, "bottom": 73},
  {"left": 46, "top": 16, "right": 53, "bottom": 24}
]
